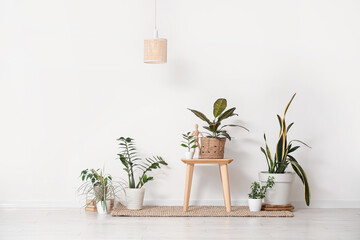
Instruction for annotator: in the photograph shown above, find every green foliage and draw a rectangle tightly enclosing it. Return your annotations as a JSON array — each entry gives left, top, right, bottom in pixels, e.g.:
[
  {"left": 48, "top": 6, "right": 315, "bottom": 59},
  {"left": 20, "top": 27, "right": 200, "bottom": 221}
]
[
  {"left": 181, "top": 132, "right": 198, "bottom": 151},
  {"left": 188, "top": 98, "right": 249, "bottom": 140},
  {"left": 260, "top": 93, "right": 311, "bottom": 206},
  {"left": 117, "top": 137, "right": 168, "bottom": 189},
  {"left": 248, "top": 177, "right": 275, "bottom": 199},
  {"left": 78, "top": 168, "right": 123, "bottom": 212}
]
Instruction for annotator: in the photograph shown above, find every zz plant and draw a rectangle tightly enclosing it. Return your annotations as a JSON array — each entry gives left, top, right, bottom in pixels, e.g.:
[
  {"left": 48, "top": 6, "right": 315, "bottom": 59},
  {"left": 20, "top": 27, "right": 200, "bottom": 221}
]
[
  {"left": 260, "top": 93, "right": 311, "bottom": 205},
  {"left": 117, "top": 137, "right": 168, "bottom": 189},
  {"left": 188, "top": 98, "right": 249, "bottom": 140}
]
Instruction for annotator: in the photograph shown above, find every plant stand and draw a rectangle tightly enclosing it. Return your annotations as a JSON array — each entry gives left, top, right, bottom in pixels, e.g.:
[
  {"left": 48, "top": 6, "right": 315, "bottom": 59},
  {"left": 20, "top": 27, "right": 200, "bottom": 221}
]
[{"left": 181, "top": 158, "right": 233, "bottom": 212}]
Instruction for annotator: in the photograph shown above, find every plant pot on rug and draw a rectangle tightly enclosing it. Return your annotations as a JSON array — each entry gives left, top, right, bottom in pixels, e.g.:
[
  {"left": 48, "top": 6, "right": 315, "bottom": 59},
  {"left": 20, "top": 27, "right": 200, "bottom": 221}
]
[
  {"left": 188, "top": 98, "right": 249, "bottom": 159},
  {"left": 248, "top": 176, "right": 274, "bottom": 211},
  {"left": 259, "top": 93, "right": 311, "bottom": 206},
  {"left": 78, "top": 168, "right": 122, "bottom": 214},
  {"left": 117, "top": 137, "right": 168, "bottom": 210}
]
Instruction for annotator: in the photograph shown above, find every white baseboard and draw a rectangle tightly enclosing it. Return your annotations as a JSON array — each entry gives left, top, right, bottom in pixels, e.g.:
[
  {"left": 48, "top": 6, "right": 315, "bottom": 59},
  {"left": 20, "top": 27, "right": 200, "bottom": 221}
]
[{"left": 0, "top": 200, "right": 359, "bottom": 209}]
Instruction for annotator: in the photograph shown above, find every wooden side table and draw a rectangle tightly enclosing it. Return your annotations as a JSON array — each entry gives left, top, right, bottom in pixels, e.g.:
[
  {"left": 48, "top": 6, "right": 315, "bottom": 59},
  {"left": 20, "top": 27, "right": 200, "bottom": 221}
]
[{"left": 181, "top": 158, "right": 233, "bottom": 212}]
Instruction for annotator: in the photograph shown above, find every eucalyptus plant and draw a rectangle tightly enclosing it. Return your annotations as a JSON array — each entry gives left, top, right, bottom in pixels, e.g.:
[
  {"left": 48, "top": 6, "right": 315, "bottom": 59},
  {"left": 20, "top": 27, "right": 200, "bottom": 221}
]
[
  {"left": 117, "top": 137, "right": 168, "bottom": 189},
  {"left": 181, "top": 132, "right": 198, "bottom": 151},
  {"left": 260, "top": 93, "right": 311, "bottom": 205},
  {"left": 188, "top": 98, "right": 249, "bottom": 140},
  {"left": 248, "top": 176, "right": 275, "bottom": 199},
  {"left": 78, "top": 168, "right": 122, "bottom": 212}
]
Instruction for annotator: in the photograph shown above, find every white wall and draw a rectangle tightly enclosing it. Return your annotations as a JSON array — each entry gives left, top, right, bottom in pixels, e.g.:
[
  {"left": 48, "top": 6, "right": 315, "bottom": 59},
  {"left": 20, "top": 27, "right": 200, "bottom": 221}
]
[{"left": 1, "top": 0, "right": 360, "bottom": 208}]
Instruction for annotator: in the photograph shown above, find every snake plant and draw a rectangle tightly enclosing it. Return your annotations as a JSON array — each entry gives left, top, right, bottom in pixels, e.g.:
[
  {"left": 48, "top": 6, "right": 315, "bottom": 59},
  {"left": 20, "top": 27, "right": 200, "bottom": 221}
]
[
  {"left": 188, "top": 98, "right": 249, "bottom": 140},
  {"left": 117, "top": 137, "right": 168, "bottom": 189},
  {"left": 260, "top": 93, "right": 311, "bottom": 206}
]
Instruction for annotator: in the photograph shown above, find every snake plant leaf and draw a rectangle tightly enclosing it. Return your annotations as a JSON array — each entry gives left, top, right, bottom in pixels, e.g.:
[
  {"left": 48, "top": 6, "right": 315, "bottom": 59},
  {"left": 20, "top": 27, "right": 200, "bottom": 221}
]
[
  {"left": 288, "top": 155, "right": 311, "bottom": 206},
  {"left": 213, "top": 98, "right": 227, "bottom": 118},
  {"left": 265, "top": 143, "right": 274, "bottom": 172},
  {"left": 287, "top": 122, "right": 294, "bottom": 132},
  {"left": 218, "top": 107, "right": 236, "bottom": 122},
  {"left": 276, "top": 134, "right": 285, "bottom": 172},
  {"left": 188, "top": 108, "right": 212, "bottom": 124},
  {"left": 261, "top": 147, "right": 270, "bottom": 170},
  {"left": 277, "top": 115, "right": 283, "bottom": 131},
  {"left": 284, "top": 93, "right": 296, "bottom": 116},
  {"left": 288, "top": 145, "right": 300, "bottom": 153},
  {"left": 290, "top": 139, "right": 312, "bottom": 148}
]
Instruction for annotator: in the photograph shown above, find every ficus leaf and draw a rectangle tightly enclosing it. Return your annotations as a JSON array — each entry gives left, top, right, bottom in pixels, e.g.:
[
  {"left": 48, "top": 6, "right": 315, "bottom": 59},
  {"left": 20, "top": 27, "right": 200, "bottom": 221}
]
[{"left": 213, "top": 98, "right": 227, "bottom": 118}]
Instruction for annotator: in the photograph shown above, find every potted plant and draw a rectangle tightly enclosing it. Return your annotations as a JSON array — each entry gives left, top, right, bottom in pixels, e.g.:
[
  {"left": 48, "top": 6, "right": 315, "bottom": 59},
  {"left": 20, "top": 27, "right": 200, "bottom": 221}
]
[
  {"left": 181, "top": 132, "right": 198, "bottom": 159},
  {"left": 78, "top": 168, "right": 121, "bottom": 214},
  {"left": 248, "top": 176, "right": 274, "bottom": 211},
  {"left": 259, "top": 93, "right": 311, "bottom": 206},
  {"left": 188, "top": 98, "right": 249, "bottom": 159},
  {"left": 117, "top": 137, "right": 168, "bottom": 210}
]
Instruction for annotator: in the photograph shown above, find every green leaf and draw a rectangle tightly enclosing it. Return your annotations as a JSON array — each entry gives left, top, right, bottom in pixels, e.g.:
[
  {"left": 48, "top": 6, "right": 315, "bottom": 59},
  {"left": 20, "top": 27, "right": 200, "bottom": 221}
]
[
  {"left": 213, "top": 98, "right": 227, "bottom": 118},
  {"left": 217, "top": 107, "right": 236, "bottom": 122},
  {"left": 288, "top": 155, "right": 311, "bottom": 206},
  {"left": 220, "top": 131, "right": 231, "bottom": 140},
  {"left": 284, "top": 93, "right": 296, "bottom": 116},
  {"left": 277, "top": 115, "right": 283, "bottom": 130},
  {"left": 290, "top": 139, "right": 312, "bottom": 148},
  {"left": 220, "top": 124, "right": 249, "bottom": 132},
  {"left": 188, "top": 109, "right": 211, "bottom": 124},
  {"left": 287, "top": 122, "right": 294, "bottom": 132},
  {"left": 181, "top": 144, "right": 188, "bottom": 148},
  {"left": 288, "top": 146, "right": 300, "bottom": 153}
]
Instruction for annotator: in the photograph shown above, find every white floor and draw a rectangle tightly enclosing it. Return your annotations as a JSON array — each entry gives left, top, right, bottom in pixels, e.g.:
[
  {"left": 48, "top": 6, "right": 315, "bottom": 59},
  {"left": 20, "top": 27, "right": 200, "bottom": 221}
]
[{"left": 0, "top": 208, "right": 359, "bottom": 240}]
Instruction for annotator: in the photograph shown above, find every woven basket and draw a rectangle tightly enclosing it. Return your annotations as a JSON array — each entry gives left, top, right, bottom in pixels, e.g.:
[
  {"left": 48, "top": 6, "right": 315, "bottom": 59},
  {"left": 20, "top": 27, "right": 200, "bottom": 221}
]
[{"left": 199, "top": 138, "right": 226, "bottom": 159}]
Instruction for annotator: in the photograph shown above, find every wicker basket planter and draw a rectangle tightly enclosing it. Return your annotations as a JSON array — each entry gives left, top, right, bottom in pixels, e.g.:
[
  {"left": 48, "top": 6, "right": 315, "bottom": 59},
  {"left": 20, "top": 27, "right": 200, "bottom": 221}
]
[{"left": 199, "top": 138, "right": 226, "bottom": 159}]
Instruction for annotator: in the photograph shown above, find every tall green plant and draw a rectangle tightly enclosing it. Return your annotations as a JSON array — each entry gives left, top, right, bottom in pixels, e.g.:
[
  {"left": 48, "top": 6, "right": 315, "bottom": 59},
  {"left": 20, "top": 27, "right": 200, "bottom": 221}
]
[
  {"left": 188, "top": 98, "right": 249, "bottom": 140},
  {"left": 117, "top": 137, "right": 168, "bottom": 189},
  {"left": 260, "top": 93, "right": 311, "bottom": 206}
]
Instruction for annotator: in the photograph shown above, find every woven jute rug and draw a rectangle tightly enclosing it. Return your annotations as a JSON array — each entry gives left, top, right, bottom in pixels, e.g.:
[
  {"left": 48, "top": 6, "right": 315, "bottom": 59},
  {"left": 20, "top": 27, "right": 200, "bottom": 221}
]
[{"left": 111, "top": 204, "right": 294, "bottom": 217}]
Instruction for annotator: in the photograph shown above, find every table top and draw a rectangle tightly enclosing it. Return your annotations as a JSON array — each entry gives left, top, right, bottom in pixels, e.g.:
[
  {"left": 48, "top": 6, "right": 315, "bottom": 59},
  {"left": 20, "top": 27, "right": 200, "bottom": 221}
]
[{"left": 181, "top": 159, "right": 233, "bottom": 164}]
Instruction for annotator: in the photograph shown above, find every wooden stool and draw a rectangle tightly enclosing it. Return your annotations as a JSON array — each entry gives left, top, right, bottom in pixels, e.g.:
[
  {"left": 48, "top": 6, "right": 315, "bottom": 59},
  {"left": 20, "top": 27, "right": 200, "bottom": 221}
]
[{"left": 181, "top": 158, "right": 233, "bottom": 212}]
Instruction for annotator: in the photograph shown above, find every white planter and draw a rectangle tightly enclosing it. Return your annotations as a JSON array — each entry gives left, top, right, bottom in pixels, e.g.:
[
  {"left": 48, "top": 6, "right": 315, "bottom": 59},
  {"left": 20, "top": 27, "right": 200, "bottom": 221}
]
[
  {"left": 248, "top": 199, "right": 263, "bottom": 212},
  {"left": 259, "top": 172, "right": 295, "bottom": 205},
  {"left": 125, "top": 188, "right": 145, "bottom": 210},
  {"left": 185, "top": 151, "right": 194, "bottom": 159},
  {"left": 96, "top": 200, "right": 111, "bottom": 214}
]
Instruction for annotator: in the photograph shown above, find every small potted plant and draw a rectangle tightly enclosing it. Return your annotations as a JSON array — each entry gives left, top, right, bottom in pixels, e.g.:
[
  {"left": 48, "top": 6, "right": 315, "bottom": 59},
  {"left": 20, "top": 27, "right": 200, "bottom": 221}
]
[
  {"left": 188, "top": 98, "right": 249, "bottom": 159},
  {"left": 248, "top": 176, "right": 274, "bottom": 211},
  {"left": 259, "top": 93, "right": 311, "bottom": 206},
  {"left": 181, "top": 132, "right": 198, "bottom": 159},
  {"left": 78, "top": 168, "right": 121, "bottom": 214},
  {"left": 117, "top": 137, "right": 168, "bottom": 210}
]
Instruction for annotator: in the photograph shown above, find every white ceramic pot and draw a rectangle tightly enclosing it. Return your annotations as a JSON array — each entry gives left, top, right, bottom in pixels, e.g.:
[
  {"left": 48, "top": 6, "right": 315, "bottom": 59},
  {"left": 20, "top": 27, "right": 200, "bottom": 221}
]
[
  {"left": 125, "top": 188, "right": 145, "bottom": 210},
  {"left": 248, "top": 199, "right": 263, "bottom": 212},
  {"left": 96, "top": 200, "right": 111, "bottom": 214},
  {"left": 259, "top": 172, "right": 295, "bottom": 205},
  {"left": 185, "top": 151, "right": 194, "bottom": 159}
]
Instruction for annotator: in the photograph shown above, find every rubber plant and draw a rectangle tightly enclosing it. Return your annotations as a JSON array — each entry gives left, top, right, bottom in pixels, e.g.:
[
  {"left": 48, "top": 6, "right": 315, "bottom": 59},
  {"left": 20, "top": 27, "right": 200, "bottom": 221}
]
[
  {"left": 117, "top": 137, "right": 168, "bottom": 188},
  {"left": 260, "top": 93, "right": 311, "bottom": 206},
  {"left": 188, "top": 98, "right": 249, "bottom": 140}
]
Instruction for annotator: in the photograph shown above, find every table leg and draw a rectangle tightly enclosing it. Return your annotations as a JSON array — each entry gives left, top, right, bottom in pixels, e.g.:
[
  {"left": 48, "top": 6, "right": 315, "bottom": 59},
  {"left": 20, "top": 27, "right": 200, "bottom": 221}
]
[
  {"left": 183, "top": 163, "right": 194, "bottom": 212},
  {"left": 219, "top": 164, "right": 231, "bottom": 212}
]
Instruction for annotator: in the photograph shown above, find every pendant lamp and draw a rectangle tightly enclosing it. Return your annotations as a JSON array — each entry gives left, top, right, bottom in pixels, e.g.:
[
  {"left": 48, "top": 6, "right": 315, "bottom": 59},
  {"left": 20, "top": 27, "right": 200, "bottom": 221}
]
[{"left": 144, "top": 0, "right": 167, "bottom": 64}]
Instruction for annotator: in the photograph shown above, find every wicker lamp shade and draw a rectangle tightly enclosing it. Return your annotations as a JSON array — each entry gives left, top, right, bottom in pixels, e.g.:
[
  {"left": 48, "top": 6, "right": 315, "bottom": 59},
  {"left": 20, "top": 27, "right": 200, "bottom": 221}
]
[{"left": 144, "top": 38, "right": 167, "bottom": 64}]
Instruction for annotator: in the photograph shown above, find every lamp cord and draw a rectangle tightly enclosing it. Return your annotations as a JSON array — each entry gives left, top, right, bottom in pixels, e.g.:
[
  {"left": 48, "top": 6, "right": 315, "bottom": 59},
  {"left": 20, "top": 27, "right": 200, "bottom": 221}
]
[{"left": 154, "top": 0, "right": 157, "bottom": 29}]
